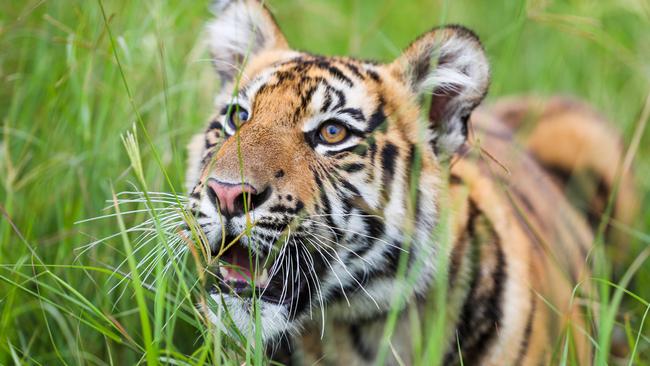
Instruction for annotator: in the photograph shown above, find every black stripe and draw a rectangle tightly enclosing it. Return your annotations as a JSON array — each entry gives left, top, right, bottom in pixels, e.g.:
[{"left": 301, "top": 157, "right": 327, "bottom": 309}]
[
  {"left": 365, "top": 215, "right": 384, "bottom": 240},
  {"left": 326, "top": 276, "right": 363, "bottom": 304},
  {"left": 339, "top": 108, "right": 365, "bottom": 122},
  {"left": 341, "top": 162, "right": 364, "bottom": 173},
  {"left": 207, "top": 120, "right": 223, "bottom": 131},
  {"left": 314, "top": 172, "right": 342, "bottom": 243},
  {"left": 331, "top": 87, "right": 346, "bottom": 110},
  {"left": 380, "top": 142, "right": 399, "bottom": 202},
  {"left": 299, "top": 85, "right": 318, "bottom": 112},
  {"left": 294, "top": 200, "right": 305, "bottom": 213},
  {"left": 268, "top": 205, "right": 290, "bottom": 214},
  {"left": 267, "top": 335, "right": 294, "bottom": 365},
  {"left": 363, "top": 142, "right": 378, "bottom": 183},
  {"left": 321, "top": 87, "right": 333, "bottom": 112},
  {"left": 269, "top": 201, "right": 305, "bottom": 215},
  {"left": 587, "top": 177, "right": 610, "bottom": 230},
  {"left": 324, "top": 143, "right": 365, "bottom": 156},
  {"left": 543, "top": 165, "right": 612, "bottom": 233},
  {"left": 205, "top": 128, "right": 223, "bottom": 148},
  {"left": 340, "top": 179, "right": 361, "bottom": 196},
  {"left": 284, "top": 57, "right": 355, "bottom": 87},
  {"left": 450, "top": 174, "right": 463, "bottom": 185},
  {"left": 403, "top": 143, "right": 422, "bottom": 218},
  {"left": 315, "top": 60, "right": 354, "bottom": 86},
  {"left": 365, "top": 99, "right": 386, "bottom": 132},
  {"left": 444, "top": 203, "right": 507, "bottom": 365},
  {"left": 353, "top": 214, "right": 385, "bottom": 259},
  {"left": 448, "top": 231, "right": 468, "bottom": 289},
  {"left": 365, "top": 68, "right": 381, "bottom": 82},
  {"left": 339, "top": 192, "right": 352, "bottom": 217},
  {"left": 363, "top": 238, "right": 401, "bottom": 278},
  {"left": 342, "top": 62, "right": 365, "bottom": 79},
  {"left": 332, "top": 151, "right": 352, "bottom": 160},
  {"left": 384, "top": 240, "right": 402, "bottom": 275},
  {"left": 369, "top": 142, "right": 378, "bottom": 165},
  {"left": 350, "top": 324, "right": 375, "bottom": 361}
]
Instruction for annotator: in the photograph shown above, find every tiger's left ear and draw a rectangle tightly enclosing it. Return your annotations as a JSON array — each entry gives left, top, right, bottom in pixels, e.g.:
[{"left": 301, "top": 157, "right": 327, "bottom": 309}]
[
  {"left": 390, "top": 25, "right": 490, "bottom": 155},
  {"left": 207, "top": 0, "right": 289, "bottom": 84}
]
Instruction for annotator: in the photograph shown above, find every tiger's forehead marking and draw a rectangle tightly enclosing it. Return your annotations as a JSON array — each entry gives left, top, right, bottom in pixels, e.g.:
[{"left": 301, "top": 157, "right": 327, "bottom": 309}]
[{"left": 235, "top": 55, "right": 384, "bottom": 130}]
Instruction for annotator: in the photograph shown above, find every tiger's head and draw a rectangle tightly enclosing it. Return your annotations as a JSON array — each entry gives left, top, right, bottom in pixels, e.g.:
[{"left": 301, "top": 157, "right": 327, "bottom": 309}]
[{"left": 184, "top": 0, "right": 489, "bottom": 342}]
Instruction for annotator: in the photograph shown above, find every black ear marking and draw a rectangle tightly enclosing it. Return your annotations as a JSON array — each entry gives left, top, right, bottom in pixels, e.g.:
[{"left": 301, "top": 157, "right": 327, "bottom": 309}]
[{"left": 460, "top": 111, "right": 471, "bottom": 138}]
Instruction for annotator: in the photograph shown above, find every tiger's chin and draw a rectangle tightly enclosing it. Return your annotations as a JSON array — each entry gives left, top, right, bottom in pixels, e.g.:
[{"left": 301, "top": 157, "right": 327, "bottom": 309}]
[{"left": 205, "top": 292, "right": 293, "bottom": 343}]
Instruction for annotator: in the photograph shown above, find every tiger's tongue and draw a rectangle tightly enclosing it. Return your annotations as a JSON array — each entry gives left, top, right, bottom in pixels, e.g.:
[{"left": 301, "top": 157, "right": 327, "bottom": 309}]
[{"left": 221, "top": 245, "right": 252, "bottom": 281}]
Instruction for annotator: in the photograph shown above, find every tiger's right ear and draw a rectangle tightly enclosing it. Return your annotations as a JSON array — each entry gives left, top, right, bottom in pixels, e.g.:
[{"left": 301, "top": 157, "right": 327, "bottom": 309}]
[
  {"left": 207, "top": 0, "right": 289, "bottom": 83},
  {"left": 390, "top": 25, "right": 490, "bottom": 156}
]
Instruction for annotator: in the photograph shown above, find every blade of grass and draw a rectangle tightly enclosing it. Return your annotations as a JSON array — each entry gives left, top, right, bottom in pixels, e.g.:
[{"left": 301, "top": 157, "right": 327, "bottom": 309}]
[{"left": 111, "top": 186, "right": 157, "bottom": 365}]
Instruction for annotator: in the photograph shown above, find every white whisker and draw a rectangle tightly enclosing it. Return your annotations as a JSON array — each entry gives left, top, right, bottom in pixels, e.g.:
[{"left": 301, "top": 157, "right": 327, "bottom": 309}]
[{"left": 303, "top": 218, "right": 407, "bottom": 253}]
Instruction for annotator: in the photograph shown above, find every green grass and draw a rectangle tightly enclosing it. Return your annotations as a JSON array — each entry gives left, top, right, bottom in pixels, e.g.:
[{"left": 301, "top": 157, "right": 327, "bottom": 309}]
[{"left": 1, "top": 0, "right": 649, "bottom": 364}]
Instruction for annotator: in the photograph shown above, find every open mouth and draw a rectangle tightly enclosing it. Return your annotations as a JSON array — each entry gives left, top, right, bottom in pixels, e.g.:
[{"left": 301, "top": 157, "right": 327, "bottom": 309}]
[
  {"left": 215, "top": 235, "right": 269, "bottom": 290},
  {"left": 210, "top": 234, "right": 304, "bottom": 305}
]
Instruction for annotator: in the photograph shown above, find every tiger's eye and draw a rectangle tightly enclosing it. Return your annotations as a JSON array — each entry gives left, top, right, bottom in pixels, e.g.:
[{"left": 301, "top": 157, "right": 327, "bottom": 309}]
[
  {"left": 319, "top": 122, "right": 348, "bottom": 144},
  {"left": 227, "top": 105, "right": 249, "bottom": 130}
]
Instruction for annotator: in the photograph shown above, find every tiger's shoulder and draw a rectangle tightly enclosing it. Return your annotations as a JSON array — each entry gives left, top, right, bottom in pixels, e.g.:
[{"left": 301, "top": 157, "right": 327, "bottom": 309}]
[{"left": 445, "top": 105, "right": 592, "bottom": 365}]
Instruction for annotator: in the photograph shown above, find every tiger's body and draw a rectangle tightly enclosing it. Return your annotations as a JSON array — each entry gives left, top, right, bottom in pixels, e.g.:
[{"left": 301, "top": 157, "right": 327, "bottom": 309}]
[
  {"left": 183, "top": 1, "right": 635, "bottom": 365},
  {"left": 283, "top": 106, "right": 599, "bottom": 365}
]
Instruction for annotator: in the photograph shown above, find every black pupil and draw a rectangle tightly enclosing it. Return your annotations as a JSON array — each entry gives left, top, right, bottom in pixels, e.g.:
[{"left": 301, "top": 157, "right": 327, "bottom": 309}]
[{"left": 327, "top": 125, "right": 339, "bottom": 135}]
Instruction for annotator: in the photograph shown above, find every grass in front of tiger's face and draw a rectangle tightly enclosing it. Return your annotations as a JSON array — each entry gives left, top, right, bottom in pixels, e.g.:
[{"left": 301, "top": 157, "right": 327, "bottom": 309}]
[{"left": 1, "top": 0, "right": 649, "bottom": 365}]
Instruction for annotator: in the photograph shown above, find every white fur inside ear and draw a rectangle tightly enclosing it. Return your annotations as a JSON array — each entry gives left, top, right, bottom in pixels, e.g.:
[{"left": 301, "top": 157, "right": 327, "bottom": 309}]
[
  {"left": 397, "top": 27, "right": 490, "bottom": 156},
  {"left": 185, "top": 133, "right": 205, "bottom": 193},
  {"left": 417, "top": 36, "right": 489, "bottom": 101},
  {"left": 206, "top": 0, "right": 283, "bottom": 81}
]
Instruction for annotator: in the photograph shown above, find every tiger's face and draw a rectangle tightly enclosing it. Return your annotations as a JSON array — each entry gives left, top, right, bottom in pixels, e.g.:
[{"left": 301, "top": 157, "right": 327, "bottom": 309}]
[{"left": 185, "top": 0, "right": 489, "bottom": 342}]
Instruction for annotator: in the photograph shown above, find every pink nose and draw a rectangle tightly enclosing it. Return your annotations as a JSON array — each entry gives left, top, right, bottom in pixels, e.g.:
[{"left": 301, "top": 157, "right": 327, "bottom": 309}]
[{"left": 207, "top": 179, "right": 258, "bottom": 217}]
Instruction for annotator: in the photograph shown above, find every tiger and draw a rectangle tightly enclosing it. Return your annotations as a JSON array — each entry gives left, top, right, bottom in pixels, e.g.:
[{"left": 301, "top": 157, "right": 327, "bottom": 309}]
[{"left": 182, "top": 0, "right": 637, "bottom": 364}]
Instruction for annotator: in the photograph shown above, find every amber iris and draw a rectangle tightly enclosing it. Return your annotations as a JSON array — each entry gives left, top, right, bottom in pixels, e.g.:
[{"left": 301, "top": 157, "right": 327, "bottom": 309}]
[{"left": 319, "top": 122, "right": 348, "bottom": 144}]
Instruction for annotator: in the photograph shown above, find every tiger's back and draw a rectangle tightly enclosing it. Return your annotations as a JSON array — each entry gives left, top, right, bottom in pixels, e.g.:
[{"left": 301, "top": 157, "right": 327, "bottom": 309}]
[{"left": 446, "top": 107, "right": 596, "bottom": 365}]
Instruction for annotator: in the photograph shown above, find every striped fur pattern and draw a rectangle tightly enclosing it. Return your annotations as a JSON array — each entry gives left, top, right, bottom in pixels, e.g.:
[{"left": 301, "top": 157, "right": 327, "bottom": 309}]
[{"left": 182, "top": 1, "right": 635, "bottom": 364}]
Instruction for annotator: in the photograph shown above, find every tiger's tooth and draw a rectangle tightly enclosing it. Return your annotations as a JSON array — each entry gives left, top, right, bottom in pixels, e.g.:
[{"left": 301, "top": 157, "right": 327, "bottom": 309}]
[
  {"left": 257, "top": 268, "right": 269, "bottom": 287},
  {"left": 219, "top": 267, "right": 229, "bottom": 279}
]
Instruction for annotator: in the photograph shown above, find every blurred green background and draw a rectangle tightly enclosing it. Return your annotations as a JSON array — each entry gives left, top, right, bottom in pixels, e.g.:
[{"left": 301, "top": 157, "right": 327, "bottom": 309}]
[{"left": 1, "top": 0, "right": 649, "bottom": 364}]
